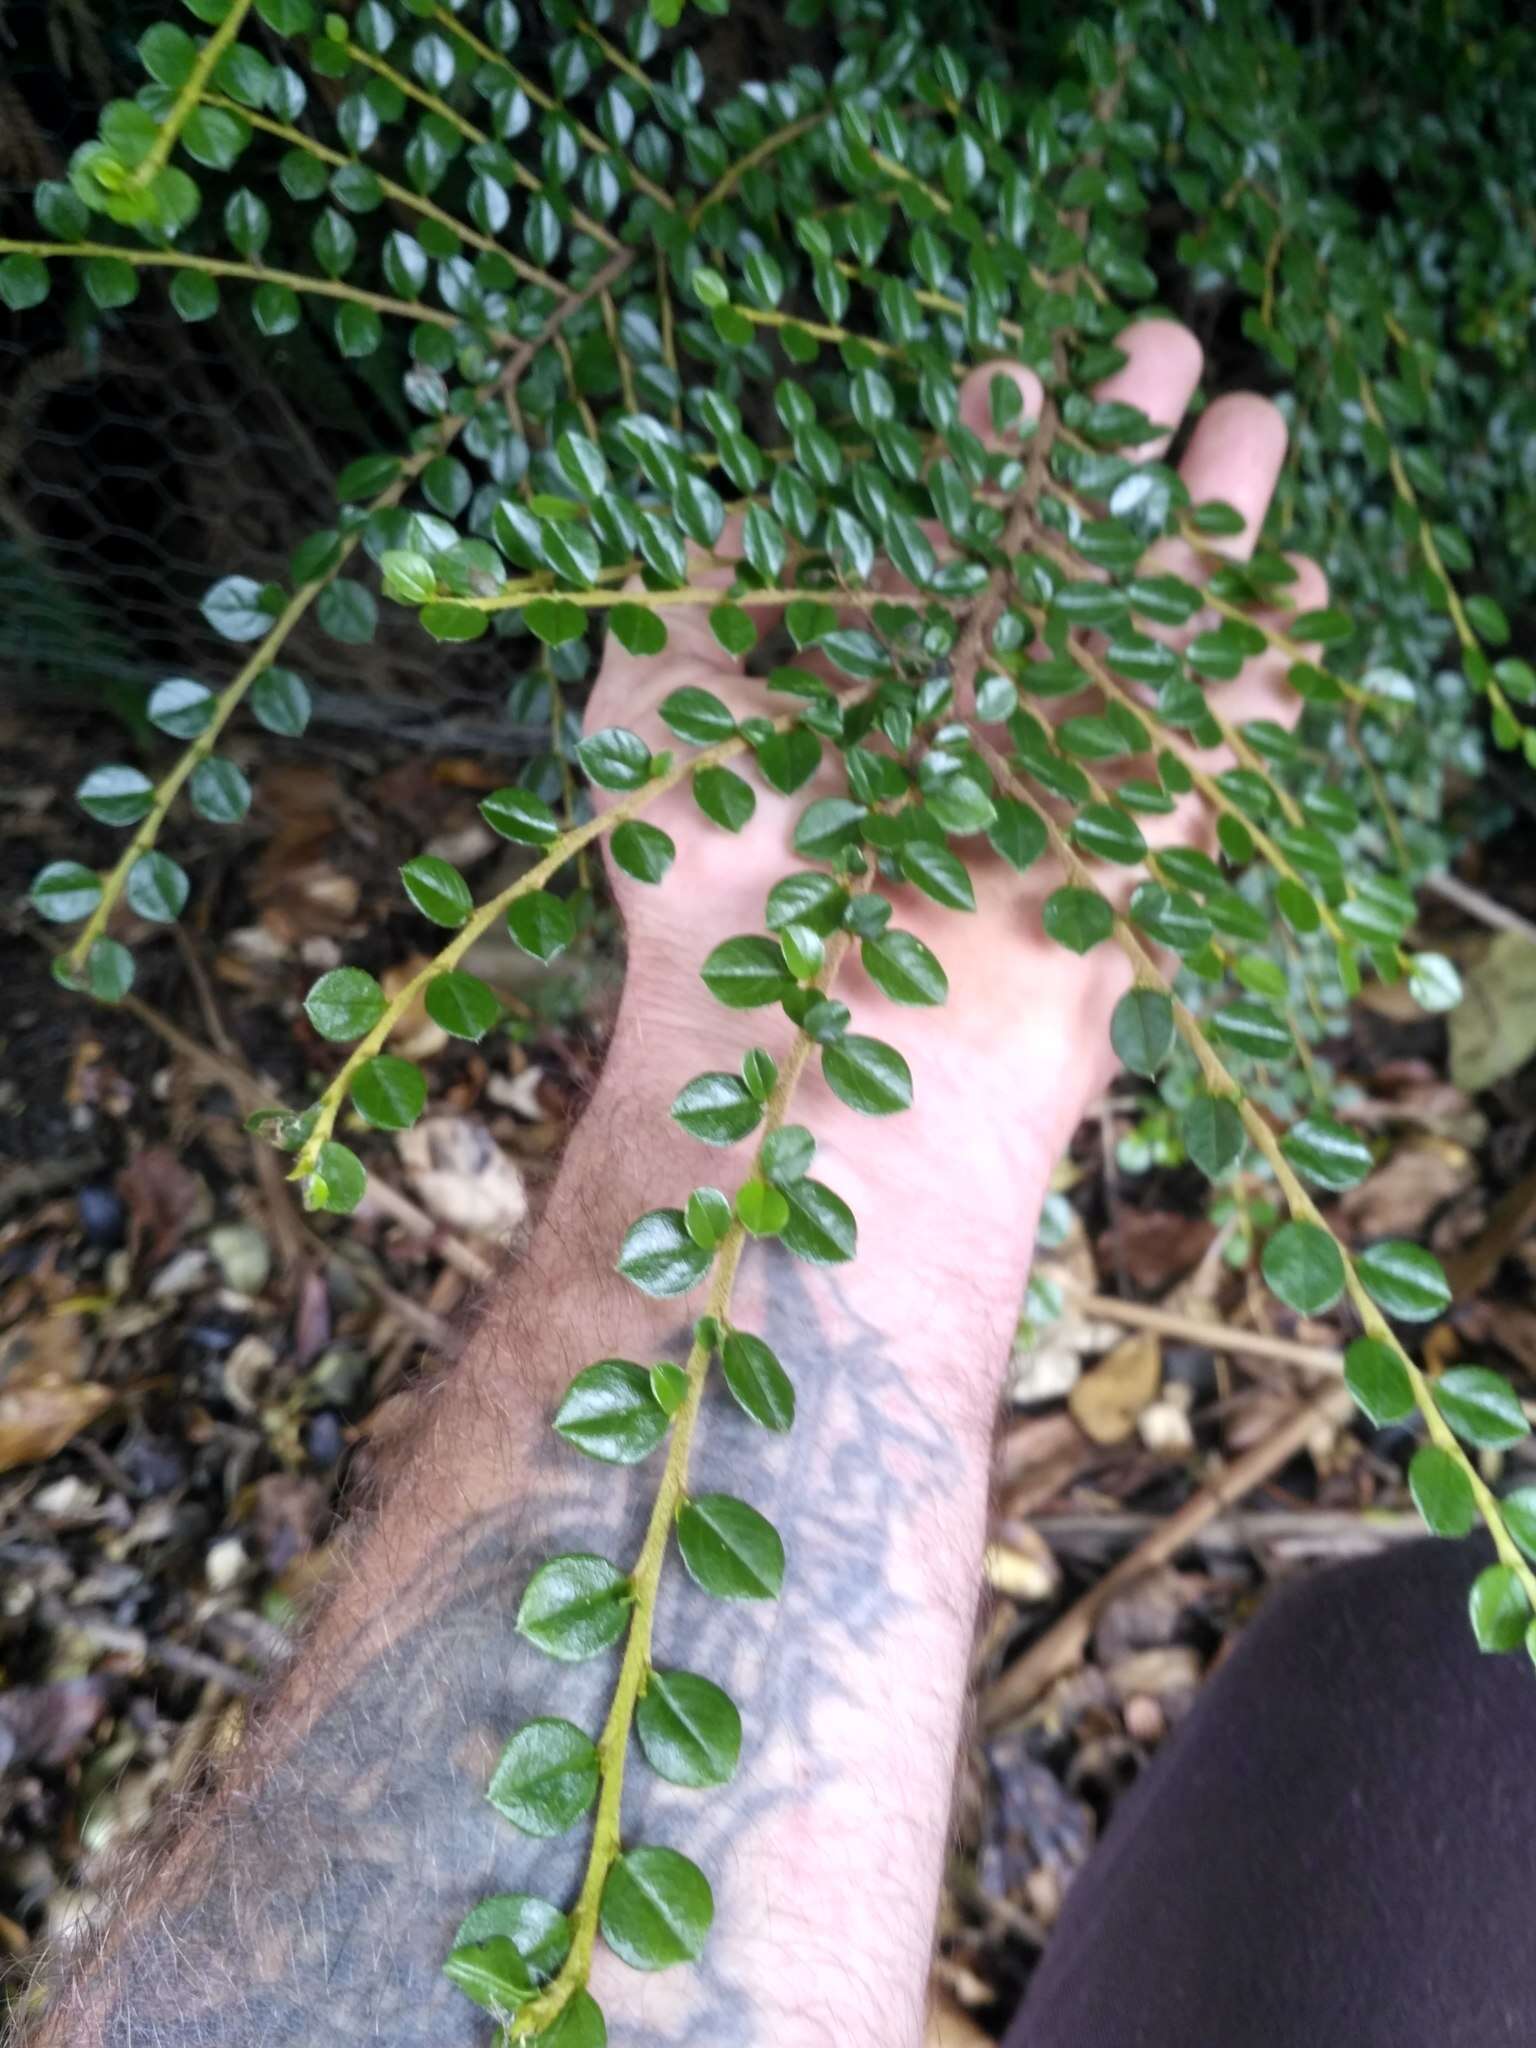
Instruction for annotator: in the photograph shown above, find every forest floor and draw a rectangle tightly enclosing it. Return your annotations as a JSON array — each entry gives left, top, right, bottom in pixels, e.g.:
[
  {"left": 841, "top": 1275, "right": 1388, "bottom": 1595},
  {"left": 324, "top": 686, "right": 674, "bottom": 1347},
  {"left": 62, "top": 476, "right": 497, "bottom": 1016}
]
[{"left": 4, "top": 690, "right": 1536, "bottom": 2041}]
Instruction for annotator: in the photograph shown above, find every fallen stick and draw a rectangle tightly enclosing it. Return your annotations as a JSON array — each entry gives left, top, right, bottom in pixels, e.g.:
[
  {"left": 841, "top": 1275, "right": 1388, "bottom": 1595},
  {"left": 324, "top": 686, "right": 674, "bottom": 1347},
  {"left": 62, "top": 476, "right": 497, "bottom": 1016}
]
[{"left": 980, "top": 1381, "right": 1356, "bottom": 1729}]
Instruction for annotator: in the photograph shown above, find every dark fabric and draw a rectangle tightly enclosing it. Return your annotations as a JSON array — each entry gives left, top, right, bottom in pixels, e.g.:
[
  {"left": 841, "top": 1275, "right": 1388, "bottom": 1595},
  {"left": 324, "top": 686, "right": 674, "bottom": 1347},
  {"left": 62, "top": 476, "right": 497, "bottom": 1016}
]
[{"left": 1005, "top": 1538, "right": 1536, "bottom": 2048}]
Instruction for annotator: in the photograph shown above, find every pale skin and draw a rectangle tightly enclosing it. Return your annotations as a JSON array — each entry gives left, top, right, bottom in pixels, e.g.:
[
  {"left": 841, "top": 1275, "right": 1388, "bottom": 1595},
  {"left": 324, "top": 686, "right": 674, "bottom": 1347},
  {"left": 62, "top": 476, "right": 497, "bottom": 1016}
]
[{"left": 30, "top": 318, "right": 1323, "bottom": 2047}]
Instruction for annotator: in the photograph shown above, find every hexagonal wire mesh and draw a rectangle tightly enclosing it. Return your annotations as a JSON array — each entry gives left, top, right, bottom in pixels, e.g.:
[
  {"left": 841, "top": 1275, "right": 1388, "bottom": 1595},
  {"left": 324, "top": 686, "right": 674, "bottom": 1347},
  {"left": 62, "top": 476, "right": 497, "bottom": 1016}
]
[{"left": 0, "top": 21, "right": 519, "bottom": 755}]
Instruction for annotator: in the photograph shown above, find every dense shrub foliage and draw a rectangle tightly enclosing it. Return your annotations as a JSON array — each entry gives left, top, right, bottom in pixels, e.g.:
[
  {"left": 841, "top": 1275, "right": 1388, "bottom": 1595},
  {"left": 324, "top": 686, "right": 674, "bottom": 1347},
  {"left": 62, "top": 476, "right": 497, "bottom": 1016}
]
[{"left": 6, "top": 0, "right": 1536, "bottom": 2037}]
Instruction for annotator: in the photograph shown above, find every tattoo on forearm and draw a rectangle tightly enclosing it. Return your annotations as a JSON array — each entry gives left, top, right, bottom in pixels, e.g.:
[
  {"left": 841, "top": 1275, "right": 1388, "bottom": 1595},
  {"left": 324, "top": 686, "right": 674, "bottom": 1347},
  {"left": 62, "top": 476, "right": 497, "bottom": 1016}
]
[{"left": 38, "top": 1257, "right": 961, "bottom": 2048}]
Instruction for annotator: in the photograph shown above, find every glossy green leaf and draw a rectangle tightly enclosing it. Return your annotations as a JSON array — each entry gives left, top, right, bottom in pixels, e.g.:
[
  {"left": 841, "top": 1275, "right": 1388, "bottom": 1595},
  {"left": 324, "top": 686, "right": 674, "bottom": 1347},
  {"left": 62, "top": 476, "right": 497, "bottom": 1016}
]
[
  {"left": 635, "top": 1670, "right": 742, "bottom": 1788},
  {"left": 1356, "top": 1242, "right": 1451, "bottom": 1322},
  {"left": 350, "top": 1055, "right": 427, "bottom": 1132},
  {"left": 487, "top": 1719, "right": 599, "bottom": 1837},
  {"left": 305, "top": 966, "right": 386, "bottom": 1043},
  {"left": 821, "top": 1035, "right": 913, "bottom": 1116},
  {"left": 1343, "top": 1338, "right": 1415, "bottom": 1426},
  {"left": 1110, "top": 989, "right": 1173, "bottom": 1077},
  {"left": 1408, "top": 1443, "right": 1476, "bottom": 1537},
  {"left": 610, "top": 820, "right": 675, "bottom": 885},
  {"left": 599, "top": 1847, "right": 714, "bottom": 1971},
  {"left": 554, "top": 1361, "right": 670, "bottom": 1464},
  {"left": 1433, "top": 1366, "right": 1529, "bottom": 1450},
  {"left": 1261, "top": 1222, "right": 1346, "bottom": 1314},
  {"left": 617, "top": 1210, "right": 712, "bottom": 1297},
  {"left": 425, "top": 972, "right": 500, "bottom": 1042},
  {"left": 507, "top": 891, "right": 575, "bottom": 963},
  {"left": 401, "top": 854, "right": 473, "bottom": 928},
  {"left": 515, "top": 1554, "right": 631, "bottom": 1661},
  {"left": 1280, "top": 1116, "right": 1374, "bottom": 1191},
  {"left": 676, "top": 1493, "right": 785, "bottom": 1600},
  {"left": 700, "top": 935, "right": 791, "bottom": 1009},
  {"left": 779, "top": 1177, "right": 857, "bottom": 1264},
  {"left": 1469, "top": 1565, "right": 1531, "bottom": 1653},
  {"left": 720, "top": 1330, "right": 794, "bottom": 1431}
]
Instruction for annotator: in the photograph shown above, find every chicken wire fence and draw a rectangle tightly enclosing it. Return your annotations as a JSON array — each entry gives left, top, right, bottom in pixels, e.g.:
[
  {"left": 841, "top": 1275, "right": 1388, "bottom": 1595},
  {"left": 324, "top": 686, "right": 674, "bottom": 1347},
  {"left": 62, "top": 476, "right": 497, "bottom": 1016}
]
[{"left": 0, "top": 22, "right": 515, "bottom": 742}]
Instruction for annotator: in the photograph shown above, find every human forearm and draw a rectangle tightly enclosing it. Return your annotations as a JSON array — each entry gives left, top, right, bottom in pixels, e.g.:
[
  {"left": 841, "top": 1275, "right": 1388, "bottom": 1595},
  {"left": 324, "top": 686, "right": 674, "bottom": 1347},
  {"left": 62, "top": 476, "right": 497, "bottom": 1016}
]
[{"left": 34, "top": 1001, "right": 1036, "bottom": 2048}]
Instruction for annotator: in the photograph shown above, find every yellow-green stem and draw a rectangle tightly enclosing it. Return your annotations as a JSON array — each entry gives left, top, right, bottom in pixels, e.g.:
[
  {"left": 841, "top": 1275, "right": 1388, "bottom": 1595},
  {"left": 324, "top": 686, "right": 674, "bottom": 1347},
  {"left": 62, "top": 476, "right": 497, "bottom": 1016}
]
[
  {"left": 974, "top": 732, "right": 1536, "bottom": 1605},
  {"left": 510, "top": 941, "right": 848, "bottom": 2037},
  {"left": 689, "top": 112, "right": 829, "bottom": 226},
  {"left": 428, "top": 6, "right": 675, "bottom": 212},
  {"left": 339, "top": 41, "right": 622, "bottom": 252},
  {"left": 196, "top": 95, "right": 561, "bottom": 291},
  {"left": 459, "top": 580, "right": 958, "bottom": 615},
  {"left": 291, "top": 720, "right": 806, "bottom": 1178},
  {"left": 0, "top": 239, "right": 468, "bottom": 333},
  {"left": 64, "top": 439, "right": 434, "bottom": 974},
  {"left": 130, "top": 0, "right": 255, "bottom": 187}
]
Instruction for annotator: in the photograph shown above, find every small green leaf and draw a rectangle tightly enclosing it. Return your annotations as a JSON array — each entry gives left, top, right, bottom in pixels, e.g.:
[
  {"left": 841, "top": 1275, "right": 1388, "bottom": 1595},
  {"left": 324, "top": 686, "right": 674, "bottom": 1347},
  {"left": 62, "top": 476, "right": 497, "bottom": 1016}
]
[
  {"left": 661, "top": 687, "right": 736, "bottom": 746},
  {"left": 686, "top": 1186, "right": 733, "bottom": 1250},
  {"left": 617, "top": 1210, "right": 712, "bottom": 1297},
  {"left": 425, "top": 971, "right": 499, "bottom": 1042},
  {"left": 148, "top": 677, "right": 215, "bottom": 739},
  {"left": 1344, "top": 1338, "right": 1415, "bottom": 1426},
  {"left": 610, "top": 820, "right": 675, "bottom": 885},
  {"left": 650, "top": 1363, "right": 690, "bottom": 1417},
  {"left": 1356, "top": 1242, "right": 1451, "bottom": 1322},
  {"left": 1280, "top": 1116, "right": 1374, "bottom": 1191},
  {"left": 779, "top": 1177, "right": 856, "bottom": 1264},
  {"left": 671, "top": 1072, "right": 762, "bottom": 1146},
  {"left": 693, "top": 766, "right": 756, "bottom": 832},
  {"left": 450, "top": 1895, "right": 569, "bottom": 1984},
  {"left": 1501, "top": 1487, "right": 1536, "bottom": 1564},
  {"left": 676, "top": 1493, "right": 784, "bottom": 1600},
  {"left": 1043, "top": 886, "right": 1114, "bottom": 954},
  {"left": 821, "top": 1035, "right": 913, "bottom": 1116},
  {"left": 482, "top": 787, "right": 560, "bottom": 845},
  {"left": 1262, "top": 1222, "right": 1346, "bottom": 1315},
  {"left": 252, "top": 666, "right": 311, "bottom": 736},
  {"left": 578, "top": 726, "right": 652, "bottom": 791},
  {"left": 1110, "top": 989, "right": 1173, "bottom": 1077},
  {"left": 30, "top": 862, "right": 101, "bottom": 925},
  {"left": 735, "top": 1178, "right": 789, "bottom": 1237},
  {"left": 1469, "top": 1565, "right": 1531, "bottom": 1653},
  {"left": 794, "top": 796, "right": 867, "bottom": 861},
  {"left": 77, "top": 765, "right": 154, "bottom": 827},
  {"left": 700, "top": 935, "right": 792, "bottom": 1009},
  {"left": 1181, "top": 1095, "right": 1245, "bottom": 1180},
  {"left": 1434, "top": 1366, "right": 1530, "bottom": 1450},
  {"left": 507, "top": 891, "right": 575, "bottom": 963},
  {"left": 202, "top": 574, "right": 274, "bottom": 643},
  {"left": 635, "top": 1670, "right": 742, "bottom": 1788},
  {"left": 599, "top": 1846, "right": 714, "bottom": 1971},
  {"left": 487, "top": 1718, "right": 599, "bottom": 1837},
  {"left": 899, "top": 840, "right": 975, "bottom": 911},
  {"left": 304, "top": 966, "right": 386, "bottom": 1043},
  {"left": 304, "top": 1140, "right": 366, "bottom": 1215},
  {"left": 760, "top": 1124, "right": 813, "bottom": 1184},
  {"left": 1408, "top": 1442, "right": 1476, "bottom": 1537},
  {"left": 442, "top": 1937, "right": 532, "bottom": 2014},
  {"left": 401, "top": 854, "right": 473, "bottom": 928},
  {"left": 860, "top": 929, "right": 947, "bottom": 1006},
  {"left": 721, "top": 1330, "right": 794, "bottom": 1431},
  {"left": 515, "top": 1554, "right": 631, "bottom": 1661},
  {"left": 125, "top": 852, "right": 188, "bottom": 924},
  {"left": 84, "top": 938, "right": 134, "bottom": 1004},
  {"left": 987, "top": 796, "right": 1048, "bottom": 872},
  {"left": 350, "top": 1055, "right": 427, "bottom": 1131},
  {"left": 190, "top": 758, "right": 252, "bottom": 824}
]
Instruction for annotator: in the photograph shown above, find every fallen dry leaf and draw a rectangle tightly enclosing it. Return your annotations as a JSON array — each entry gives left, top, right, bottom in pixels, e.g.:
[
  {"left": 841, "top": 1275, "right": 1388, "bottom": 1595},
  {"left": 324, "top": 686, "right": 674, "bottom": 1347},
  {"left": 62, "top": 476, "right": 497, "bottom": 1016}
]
[
  {"left": 1449, "top": 933, "right": 1536, "bottom": 1093},
  {"left": 925, "top": 1997, "right": 993, "bottom": 2048},
  {"left": 0, "top": 1382, "right": 115, "bottom": 1474},
  {"left": 1069, "top": 1330, "right": 1162, "bottom": 1445},
  {"left": 1336, "top": 1134, "right": 1473, "bottom": 1239},
  {"left": 393, "top": 1117, "right": 529, "bottom": 1237},
  {"left": 1101, "top": 1209, "right": 1216, "bottom": 1293},
  {"left": 118, "top": 1145, "right": 207, "bottom": 1268}
]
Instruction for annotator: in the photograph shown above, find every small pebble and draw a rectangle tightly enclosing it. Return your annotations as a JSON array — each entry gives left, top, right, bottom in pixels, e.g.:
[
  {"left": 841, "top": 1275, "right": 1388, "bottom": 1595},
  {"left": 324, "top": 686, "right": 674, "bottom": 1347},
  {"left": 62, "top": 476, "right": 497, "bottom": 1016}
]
[
  {"left": 208, "top": 1223, "right": 272, "bottom": 1297},
  {"left": 76, "top": 1185, "right": 125, "bottom": 1249},
  {"left": 304, "top": 1411, "right": 345, "bottom": 1467}
]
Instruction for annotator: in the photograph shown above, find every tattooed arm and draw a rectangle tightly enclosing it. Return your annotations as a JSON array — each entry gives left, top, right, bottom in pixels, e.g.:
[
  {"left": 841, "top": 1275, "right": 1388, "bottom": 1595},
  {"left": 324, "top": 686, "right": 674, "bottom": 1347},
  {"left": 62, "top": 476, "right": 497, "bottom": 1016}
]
[{"left": 35, "top": 325, "right": 1301, "bottom": 2048}]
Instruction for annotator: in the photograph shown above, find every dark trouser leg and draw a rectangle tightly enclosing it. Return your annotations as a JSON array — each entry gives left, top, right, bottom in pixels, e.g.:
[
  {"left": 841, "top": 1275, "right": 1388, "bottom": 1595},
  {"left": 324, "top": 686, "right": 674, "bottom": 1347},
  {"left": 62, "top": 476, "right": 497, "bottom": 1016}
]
[{"left": 1005, "top": 1538, "right": 1536, "bottom": 2048}]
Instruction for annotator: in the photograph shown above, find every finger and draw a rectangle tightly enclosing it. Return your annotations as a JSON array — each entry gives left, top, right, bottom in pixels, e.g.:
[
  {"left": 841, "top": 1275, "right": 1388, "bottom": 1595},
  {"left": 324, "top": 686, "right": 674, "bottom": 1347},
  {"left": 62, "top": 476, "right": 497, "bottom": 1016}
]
[
  {"left": 1090, "top": 317, "right": 1204, "bottom": 459},
  {"left": 1175, "top": 392, "right": 1289, "bottom": 562},
  {"left": 956, "top": 359, "right": 1044, "bottom": 451}
]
